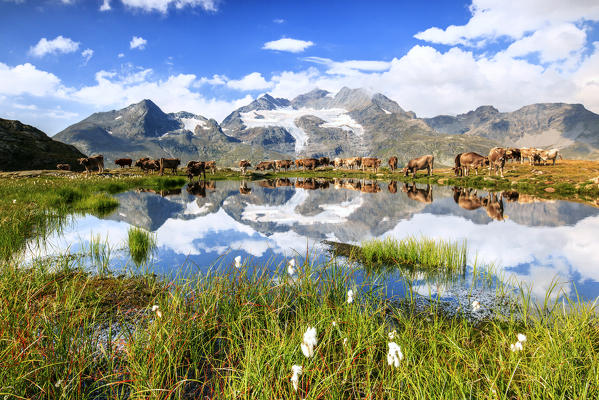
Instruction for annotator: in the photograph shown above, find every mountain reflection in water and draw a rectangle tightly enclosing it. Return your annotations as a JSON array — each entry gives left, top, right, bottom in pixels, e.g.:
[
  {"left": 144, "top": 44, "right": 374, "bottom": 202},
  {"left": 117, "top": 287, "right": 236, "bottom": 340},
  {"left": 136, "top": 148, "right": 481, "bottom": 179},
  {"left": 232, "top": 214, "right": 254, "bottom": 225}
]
[{"left": 27, "top": 178, "right": 599, "bottom": 302}]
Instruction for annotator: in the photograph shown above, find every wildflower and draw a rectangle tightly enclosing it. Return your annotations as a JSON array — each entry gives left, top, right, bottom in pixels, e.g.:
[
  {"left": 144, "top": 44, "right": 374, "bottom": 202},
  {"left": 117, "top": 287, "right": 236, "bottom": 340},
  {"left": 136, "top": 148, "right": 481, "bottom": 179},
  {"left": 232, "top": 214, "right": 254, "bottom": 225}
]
[
  {"left": 343, "top": 337, "right": 348, "bottom": 346},
  {"left": 517, "top": 333, "right": 527, "bottom": 343},
  {"left": 151, "top": 304, "right": 162, "bottom": 318},
  {"left": 332, "top": 321, "right": 337, "bottom": 327},
  {"left": 388, "top": 330, "right": 397, "bottom": 340},
  {"left": 287, "top": 259, "right": 296, "bottom": 275},
  {"left": 12, "top": 199, "right": 17, "bottom": 204},
  {"left": 471, "top": 300, "right": 481, "bottom": 312},
  {"left": 234, "top": 255, "right": 242, "bottom": 269},
  {"left": 300, "top": 327, "right": 317, "bottom": 358},
  {"left": 387, "top": 342, "right": 404, "bottom": 368},
  {"left": 347, "top": 289, "right": 354, "bottom": 304},
  {"left": 510, "top": 341, "right": 523, "bottom": 352},
  {"left": 55, "top": 379, "right": 63, "bottom": 388},
  {"left": 290, "top": 365, "right": 302, "bottom": 392}
]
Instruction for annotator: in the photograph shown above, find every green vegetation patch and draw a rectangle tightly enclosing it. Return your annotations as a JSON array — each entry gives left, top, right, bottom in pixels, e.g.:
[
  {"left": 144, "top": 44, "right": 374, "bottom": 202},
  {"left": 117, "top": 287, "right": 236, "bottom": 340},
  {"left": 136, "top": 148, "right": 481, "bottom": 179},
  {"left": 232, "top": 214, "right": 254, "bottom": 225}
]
[{"left": 127, "top": 226, "right": 157, "bottom": 266}]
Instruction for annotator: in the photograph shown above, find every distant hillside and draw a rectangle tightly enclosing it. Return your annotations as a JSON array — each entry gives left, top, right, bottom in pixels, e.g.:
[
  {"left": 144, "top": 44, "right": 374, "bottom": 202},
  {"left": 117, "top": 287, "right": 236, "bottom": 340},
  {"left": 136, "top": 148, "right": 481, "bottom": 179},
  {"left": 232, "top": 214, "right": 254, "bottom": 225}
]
[
  {"left": 0, "top": 118, "right": 86, "bottom": 171},
  {"left": 54, "top": 99, "right": 288, "bottom": 166}
]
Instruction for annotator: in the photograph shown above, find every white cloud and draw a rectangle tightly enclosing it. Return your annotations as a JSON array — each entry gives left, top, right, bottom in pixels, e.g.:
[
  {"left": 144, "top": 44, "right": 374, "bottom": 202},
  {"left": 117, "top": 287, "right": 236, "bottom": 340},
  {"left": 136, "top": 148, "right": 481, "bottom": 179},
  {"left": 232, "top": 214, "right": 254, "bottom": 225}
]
[
  {"left": 29, "top": 35, "right": 79, "bottom": 57},
  {"left": 0, "top": 62, "right": 64, "bottom": 96},
  {"left": 273, "top": 18, "right": 285, "bottom": 24},
  {"left": 414, "top": 0, "right": 599, "bottom": 46},
  {"left": 129, "top": 36, "right": 147, "bottom": 50},
  {"left": 118, "top": 53, "right": 125, "bottom": 58},
  {"left": 81, "top": 48, "right": 94, "bottom": 64},
  {"left": 120, "top": 0, "right": 218, "bottom": 13},
  {"left": 196, "top": 74, "right": 227, "bottom": 86},
  {"left": 100, "top": 0, "right": 111, "bottom": 11},
  {"left": 263, "top": 37, "right": 314, "bottom": 53},
  {"left": 226, "top": 72, "right": 273, "bottom": 91},
  {"left": 304, "top": 57, "right": 392, "bottom": 75}
]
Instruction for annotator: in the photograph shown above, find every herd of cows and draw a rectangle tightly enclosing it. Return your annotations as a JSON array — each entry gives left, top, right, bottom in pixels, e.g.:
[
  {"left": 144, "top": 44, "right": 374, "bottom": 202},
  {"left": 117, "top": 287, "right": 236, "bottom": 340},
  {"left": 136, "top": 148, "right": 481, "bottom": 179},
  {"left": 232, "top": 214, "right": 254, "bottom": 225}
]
[{"left": 57, "top": 146, "right": 562, "bottom": 181}]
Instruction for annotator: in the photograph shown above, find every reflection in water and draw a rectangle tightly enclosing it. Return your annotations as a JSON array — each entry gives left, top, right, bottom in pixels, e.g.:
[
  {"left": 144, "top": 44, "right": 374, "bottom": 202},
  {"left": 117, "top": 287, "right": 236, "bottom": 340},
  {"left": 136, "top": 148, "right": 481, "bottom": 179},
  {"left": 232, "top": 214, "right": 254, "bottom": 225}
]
[{"left": 26, "top": 178, "right": 599, "bottom": 303}]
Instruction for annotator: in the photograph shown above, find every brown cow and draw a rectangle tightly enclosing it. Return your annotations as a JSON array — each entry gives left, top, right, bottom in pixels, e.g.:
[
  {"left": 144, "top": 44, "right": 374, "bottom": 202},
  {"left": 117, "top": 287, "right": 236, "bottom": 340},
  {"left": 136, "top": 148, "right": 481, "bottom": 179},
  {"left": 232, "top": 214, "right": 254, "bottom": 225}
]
[
  {"left": 79, "top": 155, "right": 104, "bottom": 173},
  {"left": 186, "top": 161, "right": 206, "bottom": 181},
  {"left": 388, "top": 156, "right": 398, "bottom": 172},
  {"left": 159, "top": 158, "right": 181, "bottom": 175},
  {"left": 537, "top": 149, "right": 562, "bottom": 165},
  {"left": 454, "top": 152, "right": 488, "bottom": 176},
  {"left": 295, "top": 158, "right": 318, "bottom": 171},
  {"left": 361, "top": 157, "right": 381, "bottom": 173},
  {"left": 56, "top": 163, "right": 71, "bottom": 171},
  {"left": 333, "top": 157, "right": 344, "bottom": 169},
  {"left": 341, "top": 179, "right": 362, "bottom": 191},
  {"left": 205, "top": 160, "right": 216, "bottom": 174},
  {"left": 259, "top": 179, "right": 277, "bottom": 189},
  {"left": 402, "top": 183, "right": 433, "bottom": 203},
  {"left": 318, "top": 157, "right": 330, "bottom": 168},
  {"left": 388, "top": 180, "right": 397, "bottom": 193},
  {"left": 256, "top": 161, "right": 276, "bottom": 172},
  {"left": 141, "top": 159, "right": 160, "bottom": 173},
  {"left": 506, "top": 148, "right": 521, "bottom": 163},
  {"left": 520, "top": 148, "right": 537, "bottom": 165},
  {"left": 360, "top": 180, "right": 381, "bottom": 193},
  {"left": 275, "top": 159, "right": 293, "bottom": 172},
  {"left": 403, "top": 154, "right": 434, "bottom": 177},
  {"left": 115, "top": 158, "right": 132, "bottom": 168},
  {"left": 135, "top": 157, "right": 150, "bottom": 168},
  {"left": 488, "top": 147, "right": 507, "bottom": 178},
  {"left": 453, "top": 187, "right": 484, "bottom": 211},
  {"left": 239, "top": 160, "right": 251, "bottom": 175},
  {"left": 344, "top": 157, "right": 362, "bottom": 170},
  {"left": 275, "top": 178, "right": 293, "bottom": 187}
]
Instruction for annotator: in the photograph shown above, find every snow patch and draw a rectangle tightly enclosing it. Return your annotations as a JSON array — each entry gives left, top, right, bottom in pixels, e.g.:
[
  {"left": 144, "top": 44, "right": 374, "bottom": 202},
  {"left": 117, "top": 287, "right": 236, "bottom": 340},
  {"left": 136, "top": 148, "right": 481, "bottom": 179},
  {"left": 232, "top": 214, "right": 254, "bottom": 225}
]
[
  {"left": 115, "top": 115, "right": 122, "bottom": 120},
  {"left": 381, "top": 108, "right": 392, "bottom": 115},
  {"left": 240, "top": 107, "right": 364, "bottom": 152},
  {"left": 184, "top": 201, "right": 213, "bottom": 215},
  {"left": 180, "top": 117, "right": 208, "bottom": 132}
]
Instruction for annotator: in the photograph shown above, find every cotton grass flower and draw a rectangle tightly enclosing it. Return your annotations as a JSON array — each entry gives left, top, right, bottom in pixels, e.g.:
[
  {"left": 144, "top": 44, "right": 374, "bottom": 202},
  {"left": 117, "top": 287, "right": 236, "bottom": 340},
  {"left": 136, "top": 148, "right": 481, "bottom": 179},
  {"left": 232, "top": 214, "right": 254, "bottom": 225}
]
[
  {"left": 510, "top": 341, "right": 523, "bottom": 352},
  {"left": 290, "top": 365, "right": 302, "bottom": 392},
  {"left": 332, "top": 321, "right": 337, "bottom": 327},
  {"left": 387, "top": 342, "right": 404, "bottom": 368},
  {"left": 388, "top": 330, "right": 397, "bottom": 340},
  {"left": 151, "top": 304, "right": 162, "bottom": 318},
  {"left": 234, "top": 255, "right": 242, "bottom": 269},
  {"left": 347, "top": 289, "right": 354, "bottom": 304},
  {"left": 301, "top": 327, "right": 317, "bottom": 358},
  {"left": 287, "top": 259, "right": 296, "bottom": 275},
  {"left": 517, "top": 333, "right": 527, "bottom": 343},
  {"left": 471, "top": 300, "right": 481, "bottom": 312}
]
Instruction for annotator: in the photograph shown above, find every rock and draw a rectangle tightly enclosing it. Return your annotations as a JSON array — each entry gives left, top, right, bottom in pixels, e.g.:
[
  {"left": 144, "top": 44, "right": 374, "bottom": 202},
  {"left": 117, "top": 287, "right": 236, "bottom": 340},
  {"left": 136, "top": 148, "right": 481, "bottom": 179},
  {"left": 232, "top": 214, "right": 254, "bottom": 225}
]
[{"left": 545, "top": 187, "right": 556, "bottom": 193}]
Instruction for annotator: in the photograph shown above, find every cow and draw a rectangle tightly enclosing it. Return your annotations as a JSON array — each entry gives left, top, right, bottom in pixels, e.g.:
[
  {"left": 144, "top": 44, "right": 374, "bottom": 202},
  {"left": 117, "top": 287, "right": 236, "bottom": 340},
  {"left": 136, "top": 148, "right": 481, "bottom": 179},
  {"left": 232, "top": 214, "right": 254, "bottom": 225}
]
[
  {"left": 78, "top": 155, "right": 104, "bottom": 173},
  {"left": 275, "top": 159, "right": 293, "bottom": 172},
  {"left": 342, "top": 179, "right": 362, "bottom": 191},
  {"left": 333, "top": 157, "right": 344, "bottom": 169},
  {"left": 115, "top": 158, "right": 132, "bottom": 168},
  {"left": 403, "top": 154, "right": 434, "bottom": 177},
  {"left": 295, "top": 158, "right": 318, "bottom": 171},
  {"left": 483, "top": 192, "right": 505, "bottom": 221},
  {"left": 502, "top": 190, "right": 519, "bottom": 202},
  {"left": 520, "top": 148, "right": 537, "bottom": 165},
  {"left": 239, "top": 160, "right": 251, "bottom": 175},
  {"left": 142, "top": 159, "right": 160, "bottom": 173},
  {"left": 453, "top": 187, "right": 484, "bottom": 211},
  {"left": 506, "top": 148, "right": 521, "bottom": 163},
  {"left": 537, "top": 149, "right": 562, "bottom": 165},
  {"left": 256, "top": 161, "right": 276, "bottom": 172},
  {"left": 135, "top": 157, "right": 150, "bottom": 169},
  {"left": 488, "top": 147, "right": 507, "bottom": 178},
  {"left": 205, "top": 160, "right": 217, "bottom": 174},
  {"left": 344, "top": 157, "right": 362, "bottom": 170},
  {"left": 295, "top": 178, "right": 329, "bottom": 190},
  {"left": 454, "top": 152, "right": 488, "bottom": 177},
  {"left": 186, "top": 161, "right": 206, "bottom": 181},
  {"left": 275, "top": 178, "right": 293, "bottom": 187},
  {"left": 361, "top": 157, "right": 381, "bottom": 173},
  {"left": 159, "top": 158, "right": 181, "bottom": 175},
  {"left": 388, "top": 156, "right": 398, "bottom": 172},
  {"left": 56, "top": 163, "right": 71, "bottom": 171},
  {"left": 402, "top": 183, "right": 433, "bottom": 203},
  {"left": 318, "top": 157, "right": 331, "bottom": 168},
  {"left": 259, "top": 179, "right": 277, "bottom": 189},
  {"left": 388, "top": 180, "right": 397, "bottom": 193}
]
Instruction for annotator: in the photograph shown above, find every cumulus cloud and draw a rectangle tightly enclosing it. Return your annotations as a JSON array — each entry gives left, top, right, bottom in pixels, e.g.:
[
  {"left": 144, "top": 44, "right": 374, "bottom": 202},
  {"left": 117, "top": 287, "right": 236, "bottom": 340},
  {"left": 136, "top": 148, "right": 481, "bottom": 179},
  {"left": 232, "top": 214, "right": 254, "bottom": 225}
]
[
  {"left": 0, "top": 62, "right": 64, "bottom": 96},
  {"left": 263, "top": 37, "right": 314, "bottom": 53},
  {"left": 99, "top": 0, "right": 111, "bottom": 11},
  {"left": 81, "top": 48, "right": 94, "bottom": 64},
  {"left": 226, "top": 72, "right": 273, "bottom": 91},
  {"left": 414, "top": 0, "right": 599, "bottom": 46},
  {"left": 304, "top": 57, "right": 392, "bottom": 75},
  {"left": 130, "top": 36, "right": 147, "bottom": 50},
  {"left": 273, "top": 18, "right": 285, "bottom": 24},
  {"left": 120, "top": 0, "right": 218, "bottom": 13},
  {"left": 29, "top": 35, "right": 79, "bottom": 57},
  {"left": 118, "top": 53, "right": 125, "bottom": 58}
]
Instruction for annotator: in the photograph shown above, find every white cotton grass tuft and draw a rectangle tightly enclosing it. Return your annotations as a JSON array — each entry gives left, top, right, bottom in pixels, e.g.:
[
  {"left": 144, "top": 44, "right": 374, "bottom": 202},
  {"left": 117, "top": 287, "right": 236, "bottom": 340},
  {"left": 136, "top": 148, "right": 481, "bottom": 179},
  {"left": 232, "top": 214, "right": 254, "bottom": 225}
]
[
  {"left": 471, "top": 300, "right": 481, "bottom": 312},
  {"left": 510, "top": 341, "right": 523, "bottom": 352},
  {"left": 332, "top": 321, "right": 337, "bottom": 327},
  {"left": 290, "top": 365, "right": 302, "bottom": 392},
  {"left": 287, "top": 259, "right": 296, "bottom": 275},
  {"left": 234, "top": 255, "right": 242, "bottom": 269},
  {"left": 387, "top": 342, "right": 404, "bottom": 368},
  {"left": 151, "top": 304, "right": 162, "bottom": 318},
  {"left": 388, "top": 330, "right": 398, "bottom": 340},
  {"left": 347, "top": 289, "right": 354, "bottom": 304},
  {"left": 300, "top": 327, "right": 317, "bottom": 358},
  {"left": 517, "top": 333, "right": 527, "bottom": 343}
]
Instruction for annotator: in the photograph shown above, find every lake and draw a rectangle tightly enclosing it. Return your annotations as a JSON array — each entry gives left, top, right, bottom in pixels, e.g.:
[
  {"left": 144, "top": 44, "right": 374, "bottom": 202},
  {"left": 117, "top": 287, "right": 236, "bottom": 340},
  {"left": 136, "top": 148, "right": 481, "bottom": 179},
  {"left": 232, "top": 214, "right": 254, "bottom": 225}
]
[{"left": 26, "top": 178, "right": 599, "bottom": 307}]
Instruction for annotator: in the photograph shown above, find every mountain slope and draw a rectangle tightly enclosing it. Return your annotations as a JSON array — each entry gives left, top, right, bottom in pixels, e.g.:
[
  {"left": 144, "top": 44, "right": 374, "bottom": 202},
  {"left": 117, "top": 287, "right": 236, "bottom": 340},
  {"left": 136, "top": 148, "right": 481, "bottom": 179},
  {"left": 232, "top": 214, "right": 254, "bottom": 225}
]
[{"left": 0, "top": 118, "right": 86, "bottom": 171}]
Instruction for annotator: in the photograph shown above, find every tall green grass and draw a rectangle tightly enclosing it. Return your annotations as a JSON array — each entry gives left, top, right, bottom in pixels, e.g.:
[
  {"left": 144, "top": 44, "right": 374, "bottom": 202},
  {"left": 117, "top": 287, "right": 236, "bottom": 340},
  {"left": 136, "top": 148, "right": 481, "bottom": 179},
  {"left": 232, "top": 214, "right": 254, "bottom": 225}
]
[
  {"left": 127, "top": 226, "right": 157, "bottom": 266},
  {"left": 0, "top": 255, "right": 597, "bottom": 399}
]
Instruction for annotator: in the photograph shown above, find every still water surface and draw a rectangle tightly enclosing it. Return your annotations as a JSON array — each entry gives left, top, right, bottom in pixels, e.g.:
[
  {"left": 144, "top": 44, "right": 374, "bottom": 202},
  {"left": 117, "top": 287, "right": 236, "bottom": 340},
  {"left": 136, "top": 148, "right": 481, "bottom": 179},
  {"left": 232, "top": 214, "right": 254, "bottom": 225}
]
[{"left": 29, "top": 179, "right": 599, "bottom": 305}]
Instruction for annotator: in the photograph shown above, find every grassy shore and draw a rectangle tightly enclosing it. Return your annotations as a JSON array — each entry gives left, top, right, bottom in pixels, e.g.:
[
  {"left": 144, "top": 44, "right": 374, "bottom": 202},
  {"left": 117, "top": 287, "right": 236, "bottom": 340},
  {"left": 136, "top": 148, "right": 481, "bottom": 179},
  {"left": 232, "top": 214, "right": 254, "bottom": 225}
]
[{"left": 0, "top": 253, "right": 597, "bottom": 399}]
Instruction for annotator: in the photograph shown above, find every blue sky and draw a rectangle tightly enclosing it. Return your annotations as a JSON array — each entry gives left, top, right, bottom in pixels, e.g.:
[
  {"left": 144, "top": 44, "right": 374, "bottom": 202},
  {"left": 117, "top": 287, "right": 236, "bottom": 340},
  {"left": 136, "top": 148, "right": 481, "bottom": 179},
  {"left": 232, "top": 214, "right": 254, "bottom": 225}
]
[{"left": 1, "top": 0, "right": 599, "bottom": 134}]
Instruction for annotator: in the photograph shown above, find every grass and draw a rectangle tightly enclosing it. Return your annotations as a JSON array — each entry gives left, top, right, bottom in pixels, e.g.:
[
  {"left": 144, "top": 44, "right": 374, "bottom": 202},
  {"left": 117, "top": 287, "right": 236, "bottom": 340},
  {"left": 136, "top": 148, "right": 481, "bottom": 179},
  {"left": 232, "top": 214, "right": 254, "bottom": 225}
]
[
  {"left": 0, "top": 254, "right": 597, "bottom": 398},
  {"left": 127, "top": 226, "right": 157, "bottom": 266}
]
